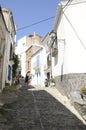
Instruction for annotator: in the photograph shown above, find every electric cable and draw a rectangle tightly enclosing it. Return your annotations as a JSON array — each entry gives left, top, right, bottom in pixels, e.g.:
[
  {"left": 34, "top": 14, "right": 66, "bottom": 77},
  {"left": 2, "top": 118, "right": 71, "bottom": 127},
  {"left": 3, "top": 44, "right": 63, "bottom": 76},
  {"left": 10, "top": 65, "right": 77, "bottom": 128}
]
[
  {"left": 63, "top": 11, "right": 86, "bottom": 50},
  {"left": 62, "top": 0, "right": 73, "bottom": 11},
  {"left": 17, "top": 16, "right": 55, "bottom": 31}
]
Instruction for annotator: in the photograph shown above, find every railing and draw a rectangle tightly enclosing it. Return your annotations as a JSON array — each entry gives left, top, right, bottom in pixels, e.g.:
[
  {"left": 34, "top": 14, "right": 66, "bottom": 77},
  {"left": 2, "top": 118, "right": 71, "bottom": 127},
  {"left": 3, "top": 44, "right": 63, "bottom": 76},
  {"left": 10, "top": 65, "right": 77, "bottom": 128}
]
[{"left": 52, "top": 48, "right": 58, "bottom": 57}]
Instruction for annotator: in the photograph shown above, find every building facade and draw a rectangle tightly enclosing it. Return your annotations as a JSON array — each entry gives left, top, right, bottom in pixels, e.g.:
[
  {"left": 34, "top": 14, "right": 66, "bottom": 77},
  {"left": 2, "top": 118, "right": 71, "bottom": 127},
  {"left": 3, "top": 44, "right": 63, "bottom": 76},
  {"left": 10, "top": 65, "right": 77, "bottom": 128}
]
[
  {"left": 31, "top": 48, "right": 43, "bottom": 86},
  {"left": 52, "top": 0, "right": 86, "bottom": 97},
  {"left": 16, "top": 34, "right": 42, "bottom": 78},
  {"left": 26, "top": 34, "right": 42, "bottom": 75},
  {"left": 0, "top": 7, "right": 16, "bottom": 91},
  {"left": 2, "top": 8, "right": 16, "bottom": 87},
  {"left": 0, "top": 7, "right": 7, "bottom": 91},
  {"left": 15, "top": 36, "right": 28, "bottom": 77},
  {"left": 30, "top": 32, "right": 57, "bottom": 87}
]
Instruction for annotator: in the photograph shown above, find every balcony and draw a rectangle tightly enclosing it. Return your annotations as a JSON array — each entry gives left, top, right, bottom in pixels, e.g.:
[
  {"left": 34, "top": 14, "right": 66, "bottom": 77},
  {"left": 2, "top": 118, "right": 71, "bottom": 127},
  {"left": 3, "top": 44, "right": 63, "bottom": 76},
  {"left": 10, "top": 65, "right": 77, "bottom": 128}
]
[
  {"left": 33, "top": 63, "right": 41, "bottom": 70},
  {"left": 47, "top": 54, "right": 51, "bottom": 67},
  {"left": 47, "top": 60, "right": 51, "bottom": 67},
  {"left": 52, "top": 48, "right": 58, "bottom": 57}
]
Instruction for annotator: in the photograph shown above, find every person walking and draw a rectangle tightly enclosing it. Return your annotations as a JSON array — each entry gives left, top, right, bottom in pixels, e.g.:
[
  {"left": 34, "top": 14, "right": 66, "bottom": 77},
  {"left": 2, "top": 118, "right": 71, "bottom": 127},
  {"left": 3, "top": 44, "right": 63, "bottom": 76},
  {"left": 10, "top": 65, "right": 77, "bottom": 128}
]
[
  {"left": 45, "top": 78, "right": 48, "bottom": 87},
  {"left": 25, "top": 73, "right": 29, "bottom": 87},
  {"left": 17, "top": 74, "right": 20, "bottom": 84}
]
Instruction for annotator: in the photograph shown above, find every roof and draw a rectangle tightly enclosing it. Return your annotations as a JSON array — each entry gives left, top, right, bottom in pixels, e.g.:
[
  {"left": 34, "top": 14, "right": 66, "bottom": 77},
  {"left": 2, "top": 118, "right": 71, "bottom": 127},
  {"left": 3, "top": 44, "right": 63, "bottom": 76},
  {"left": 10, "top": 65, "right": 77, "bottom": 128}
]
[{"left": 2, "top": 7, "right": 16, "bottom": 34}]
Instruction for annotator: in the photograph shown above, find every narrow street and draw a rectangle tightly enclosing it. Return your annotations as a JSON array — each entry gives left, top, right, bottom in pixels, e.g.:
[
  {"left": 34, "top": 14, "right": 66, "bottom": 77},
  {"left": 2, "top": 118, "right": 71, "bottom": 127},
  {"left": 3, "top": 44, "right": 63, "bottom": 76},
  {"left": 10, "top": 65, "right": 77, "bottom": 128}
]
[{"left": 0, "top": 81, "right": 86, "bottom": 130}]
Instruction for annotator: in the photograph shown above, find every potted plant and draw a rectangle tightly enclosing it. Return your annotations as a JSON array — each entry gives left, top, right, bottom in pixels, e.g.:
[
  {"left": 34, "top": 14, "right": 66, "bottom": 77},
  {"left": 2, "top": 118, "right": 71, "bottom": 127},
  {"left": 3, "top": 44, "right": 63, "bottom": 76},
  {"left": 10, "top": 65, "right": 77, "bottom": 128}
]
[
  {"left": 80, "top": 86, "right": 86, "bottom": 101},
  {"left": 50, "top": 77, "right": 55, "bottom": 86}
]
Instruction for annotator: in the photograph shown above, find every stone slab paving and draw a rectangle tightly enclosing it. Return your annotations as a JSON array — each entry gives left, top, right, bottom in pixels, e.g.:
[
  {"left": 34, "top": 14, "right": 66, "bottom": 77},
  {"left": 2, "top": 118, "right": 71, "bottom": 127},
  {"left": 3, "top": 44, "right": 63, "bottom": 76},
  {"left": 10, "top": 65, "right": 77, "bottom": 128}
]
[
  {"left": 0, "top": 85, "right": 86, "bottom": 130},
  {"left": 43, "top": 86, "right": 86, "bottom": 124}
]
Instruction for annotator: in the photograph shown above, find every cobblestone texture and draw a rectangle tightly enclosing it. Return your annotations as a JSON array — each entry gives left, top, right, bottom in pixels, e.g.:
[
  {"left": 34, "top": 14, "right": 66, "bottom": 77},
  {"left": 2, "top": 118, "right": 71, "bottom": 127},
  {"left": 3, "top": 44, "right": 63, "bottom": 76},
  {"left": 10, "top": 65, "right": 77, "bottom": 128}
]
[
  {"left": 74, "top": 102, "right": 86, "bottom": 121},
  {"left": 55, "top": 73, "right": 86, "bottom": 122},
  {"left": 55, "top": 73, "right": 86, "bottom": 97},
  {"left": 0, "top": 83, "right": 86, "bottom": 130}
]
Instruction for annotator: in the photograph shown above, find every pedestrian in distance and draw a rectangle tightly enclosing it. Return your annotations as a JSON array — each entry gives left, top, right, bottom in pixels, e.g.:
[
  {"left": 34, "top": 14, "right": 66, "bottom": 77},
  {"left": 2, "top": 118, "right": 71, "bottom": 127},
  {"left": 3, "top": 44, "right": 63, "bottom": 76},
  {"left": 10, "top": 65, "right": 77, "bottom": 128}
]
[
  {"left": 25, "top": 73, "right": 29, "bottom": 87},
  {"left": 45, "top": 78, "right": 48, "bottom": 87},
  {"left": 15, "top": 75, "right": 20, "bottom": 84},
  {"left": 17, "top": 74, "right": 20, "bottom": 84}
]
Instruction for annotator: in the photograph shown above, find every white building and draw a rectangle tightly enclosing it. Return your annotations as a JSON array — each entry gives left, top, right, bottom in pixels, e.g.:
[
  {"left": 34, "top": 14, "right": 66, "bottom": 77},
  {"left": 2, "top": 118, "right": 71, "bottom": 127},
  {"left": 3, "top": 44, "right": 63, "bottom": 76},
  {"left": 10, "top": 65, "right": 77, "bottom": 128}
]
[
  {"left": 0, "top": 7, "right": 16, "bottom": 91},
  {"left": 15, "top": 36, "right": 28, "bottom": 77},
  {"left": 16, "top": 34, "right": 43, "bottom": 78},
  {"left": 52, "top": 0, "right": 86, "bottom": 97},
  {"left": 2, "top": 8, "right": 16, "bottom": 87},
  {"left": 31, "top": 45, "right": 47, "bottom": 86},
  {"left": 0, "top": 7, "right": 7, "bottom": 91},
  {"left": 31, "top": 32, "right": 57, "bottom": 87},
  {"left": 16, "top": 32, "right": 56, "bottom": 87}
]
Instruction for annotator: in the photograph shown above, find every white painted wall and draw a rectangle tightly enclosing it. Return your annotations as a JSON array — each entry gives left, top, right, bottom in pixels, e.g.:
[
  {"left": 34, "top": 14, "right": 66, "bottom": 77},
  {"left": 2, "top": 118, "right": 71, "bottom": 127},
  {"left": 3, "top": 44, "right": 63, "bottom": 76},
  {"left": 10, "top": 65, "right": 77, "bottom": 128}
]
[
  {"left": 2, "top": 8, "right": 16, "bottom": 87},
  {"left": 15, "top": 36, "right": 27, "bottom": 77},
  {"left": 31, "top": 48, "right": 47, "bottom": 86},
  {"left": 40, "top": 47, "right": 47, "bottom": 85},
  {"left": 54, "top": 1, "right": 86, "bottom": 76}
]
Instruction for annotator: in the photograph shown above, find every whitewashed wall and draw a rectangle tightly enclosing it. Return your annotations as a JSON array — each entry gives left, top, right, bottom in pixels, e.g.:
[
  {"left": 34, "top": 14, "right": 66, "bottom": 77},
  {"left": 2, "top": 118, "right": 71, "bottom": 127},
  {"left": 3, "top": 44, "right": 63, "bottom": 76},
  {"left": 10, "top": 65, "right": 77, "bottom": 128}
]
[
  {"left": 54, "top": 1, "right": 86, "bottom": 76},
  {"left": 31, "top": 48, "right": 47, "bottom": 86},
  {"left": 16, "top": 36, "right": 27, "bottom": 77}
]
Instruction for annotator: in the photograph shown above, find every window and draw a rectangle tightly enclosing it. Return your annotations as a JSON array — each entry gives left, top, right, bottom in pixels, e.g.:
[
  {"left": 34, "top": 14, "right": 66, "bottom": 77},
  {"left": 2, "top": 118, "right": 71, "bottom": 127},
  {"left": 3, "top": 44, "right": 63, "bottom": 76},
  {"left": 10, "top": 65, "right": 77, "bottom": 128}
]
[{"left": 36, "top": 55, "right": 40, "bottom": 66}]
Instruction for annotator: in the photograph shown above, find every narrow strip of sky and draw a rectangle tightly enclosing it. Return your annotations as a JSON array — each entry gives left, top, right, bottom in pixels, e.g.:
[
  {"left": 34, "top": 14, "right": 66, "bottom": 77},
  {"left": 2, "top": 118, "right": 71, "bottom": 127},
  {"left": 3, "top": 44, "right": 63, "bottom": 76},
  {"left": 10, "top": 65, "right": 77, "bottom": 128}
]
[{"left": 0, "top": 0, "right": 60, "bottom": 40}]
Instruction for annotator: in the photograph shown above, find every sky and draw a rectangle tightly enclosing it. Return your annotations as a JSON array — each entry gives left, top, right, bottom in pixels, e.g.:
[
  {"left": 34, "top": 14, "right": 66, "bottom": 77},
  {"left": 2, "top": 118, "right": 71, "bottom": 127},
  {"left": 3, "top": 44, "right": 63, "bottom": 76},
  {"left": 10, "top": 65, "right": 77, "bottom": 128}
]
[{"left": 0, "top": 0, "right": 60, "bottom": 43}]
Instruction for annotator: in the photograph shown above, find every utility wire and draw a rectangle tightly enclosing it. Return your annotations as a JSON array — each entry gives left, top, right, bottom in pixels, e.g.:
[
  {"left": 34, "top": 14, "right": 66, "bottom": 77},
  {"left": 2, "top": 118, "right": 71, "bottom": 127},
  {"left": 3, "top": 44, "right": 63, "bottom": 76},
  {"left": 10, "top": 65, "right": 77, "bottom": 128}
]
[
  {"left": 16, "top": 1, "right": 73, "bottom": 32},
  {"left": 62, "top": 0, "right": 73, "bottom": 11},
  {"left": 63, "top": 11, "right": 86, "bottom": 50},
  {"left": 17, "top": 16, "right": 55, "bottom": 31},
  {"left": 62, "top": 0, "right": 71, "bottom": 9}
]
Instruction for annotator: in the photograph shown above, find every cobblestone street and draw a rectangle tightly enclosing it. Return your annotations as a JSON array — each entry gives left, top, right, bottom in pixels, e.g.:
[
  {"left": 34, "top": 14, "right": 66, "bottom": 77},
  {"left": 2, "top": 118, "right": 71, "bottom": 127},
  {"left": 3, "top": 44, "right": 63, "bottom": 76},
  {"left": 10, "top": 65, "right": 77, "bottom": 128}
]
[{"left": 0, "top": 84, "right": 86, "bottom": 130}]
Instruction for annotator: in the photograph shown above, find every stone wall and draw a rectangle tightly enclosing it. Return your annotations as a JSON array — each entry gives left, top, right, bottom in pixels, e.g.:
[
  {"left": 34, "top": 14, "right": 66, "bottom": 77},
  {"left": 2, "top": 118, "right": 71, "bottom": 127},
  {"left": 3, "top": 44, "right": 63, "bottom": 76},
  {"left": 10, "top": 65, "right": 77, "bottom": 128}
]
[{"left": 55, "top": 73, "right": 86, "bottom": 98}]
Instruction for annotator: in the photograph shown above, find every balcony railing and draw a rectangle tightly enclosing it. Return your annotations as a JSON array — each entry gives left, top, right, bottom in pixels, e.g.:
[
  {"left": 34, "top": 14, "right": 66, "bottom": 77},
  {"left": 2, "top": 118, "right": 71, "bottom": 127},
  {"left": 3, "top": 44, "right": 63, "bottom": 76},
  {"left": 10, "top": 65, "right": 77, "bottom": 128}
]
[
  {"left": 52, "top": 48, "right": 58, "bottom": 57},
  {"left": 33, "top": 63, "right": 41, "bottom": 69},
  {"left": 47, "top": 60, "right": 51, "bottom": 67}
]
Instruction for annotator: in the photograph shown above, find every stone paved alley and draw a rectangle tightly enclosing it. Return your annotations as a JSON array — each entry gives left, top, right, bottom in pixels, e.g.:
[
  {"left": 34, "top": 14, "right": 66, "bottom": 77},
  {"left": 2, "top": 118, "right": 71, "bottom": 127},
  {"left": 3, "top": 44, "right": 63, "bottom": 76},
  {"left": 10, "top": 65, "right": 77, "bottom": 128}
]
[{"left": 0, "top": 82, "right": 86, "bottom": 130}]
